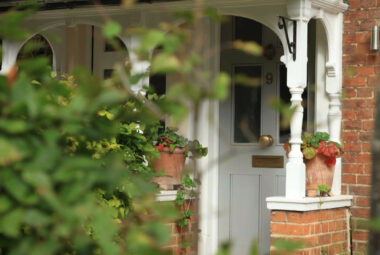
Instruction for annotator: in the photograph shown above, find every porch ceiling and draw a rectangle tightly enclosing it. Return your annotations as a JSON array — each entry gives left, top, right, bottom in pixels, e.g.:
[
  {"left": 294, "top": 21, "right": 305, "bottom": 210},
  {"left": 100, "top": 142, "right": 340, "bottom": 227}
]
[{"left": 0, "top": 0, "right": 181, "bottom": 12}]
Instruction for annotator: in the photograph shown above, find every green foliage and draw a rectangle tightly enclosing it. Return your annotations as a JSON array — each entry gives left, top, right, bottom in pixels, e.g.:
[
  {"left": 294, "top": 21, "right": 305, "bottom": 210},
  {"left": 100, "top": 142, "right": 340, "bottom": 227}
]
[
  {"left": 216, "top": 242, "right": 232, "bottom": 255},
  {"left": 307, "top": 132, "right": 330, "bottom": 147},
  {"left": 154, "top": 127, "right": 208, "bottom": 158},
  {"left": 175, "top": 190, "right": 185, "bottom": 205},
  {"left": 317, "top": 184, "right": 330, "bottom": 193},
  {"left": 213, "top": 72, "right": 231, "bottom": 100},
  {"left": 0, "top": 2, "right": 278, "bottom": 254},
  {"left": 233, "top": 40, "right": 263, "bottom": 56},
  {"left": 103, "top": 20, "right": 122, "bottom": 39},
  {"left": 175, "top": 174, "right": 196, "bottom": 229},
  {"left": 271, "top": 98, "right": 296, "bottom": 129},
  {"left": 370, "top": 217, "right": 380, "bottom": 232},
  {"left": 182, "top": 174, "right": 196, "bottom": 188},
  {"left": 284, "top": 132, "right": 342, "bottom": 166},
  {"left": 0, "top": 7, "right": 186, "bottom": 254},
  {"left": 151, "top": 53, "right": 181, "bottom": 74},
  {"left": 272, "top": 239, "right": 304, "bottom": 253},
  {"left": 303, "top": 147, "right": 316, "bottom": 160},
  {"left": 155, "top": 128, "right": 188, "bottom": 149}
]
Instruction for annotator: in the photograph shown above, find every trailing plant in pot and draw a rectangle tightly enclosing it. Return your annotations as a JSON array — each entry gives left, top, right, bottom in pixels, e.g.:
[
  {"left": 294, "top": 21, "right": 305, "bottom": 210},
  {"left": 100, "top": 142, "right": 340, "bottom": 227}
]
[
  {"left": 283, "top": 132, "right": 342, "bottom": 197},
  {"left": 152, "top": 127, "right": 207, "bottom": 189}
]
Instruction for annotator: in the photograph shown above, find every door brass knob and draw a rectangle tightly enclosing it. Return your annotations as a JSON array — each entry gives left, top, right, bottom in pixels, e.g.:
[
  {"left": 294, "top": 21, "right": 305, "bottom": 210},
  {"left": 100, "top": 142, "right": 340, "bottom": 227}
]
[{"left": 259, "top": 135, "right": 274, "bottom": 147}]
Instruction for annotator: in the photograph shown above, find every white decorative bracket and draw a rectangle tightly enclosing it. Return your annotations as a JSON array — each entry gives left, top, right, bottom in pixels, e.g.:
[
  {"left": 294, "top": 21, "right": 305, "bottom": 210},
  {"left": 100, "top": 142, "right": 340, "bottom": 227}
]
[
  {"left": 326, "top": 62, "right": 337, "bottom": 77},
  {"left": 0, "top": 40, "right": 24, "bottom": 74}
]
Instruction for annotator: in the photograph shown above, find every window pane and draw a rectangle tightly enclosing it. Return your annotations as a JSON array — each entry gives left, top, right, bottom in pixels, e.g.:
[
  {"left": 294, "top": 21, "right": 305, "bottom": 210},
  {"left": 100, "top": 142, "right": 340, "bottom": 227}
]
[
  {"left": 150, "top": 74, "right": 166, "bottom": 96},
  {"left": 235, "top": 17, "right": 262, "bottom": 44},
  {"left": 105, "top": 37, "right": 127, "bottom": 52},
  {"left": 279, "top": 65, "right": 291, "bottom": 144},
  {"left": 234, "top": 65, "right": 261, "bottom": 143},
  {"left": 104, "top": 69, "right": 113, "bottom": 79}
]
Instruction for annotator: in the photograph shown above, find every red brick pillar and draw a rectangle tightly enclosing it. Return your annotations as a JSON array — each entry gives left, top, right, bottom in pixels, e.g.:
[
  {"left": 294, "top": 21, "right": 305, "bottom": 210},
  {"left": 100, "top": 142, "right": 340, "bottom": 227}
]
[
  {"left": 270, "top": 208, "right": 351, "bottom": 255},
  {"left": 343, "top": 0, "right": 378, "bottom": 253}
]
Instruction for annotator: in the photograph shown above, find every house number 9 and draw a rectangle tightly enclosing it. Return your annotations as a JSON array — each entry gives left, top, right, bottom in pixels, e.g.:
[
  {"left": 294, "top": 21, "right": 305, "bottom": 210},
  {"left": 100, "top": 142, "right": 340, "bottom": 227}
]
[{"left": 265, "top": 73, "right": 273, "bottom": 84}]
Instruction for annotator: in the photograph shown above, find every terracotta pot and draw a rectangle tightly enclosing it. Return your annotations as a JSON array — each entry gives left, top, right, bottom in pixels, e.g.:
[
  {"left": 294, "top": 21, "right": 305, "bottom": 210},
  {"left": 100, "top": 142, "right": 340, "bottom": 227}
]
[
  {"left": 305, "top": 154, "right": 335, "bottom": 197},
  {"left": 152, "top": 146, "right": 186, "bottom": 188}
]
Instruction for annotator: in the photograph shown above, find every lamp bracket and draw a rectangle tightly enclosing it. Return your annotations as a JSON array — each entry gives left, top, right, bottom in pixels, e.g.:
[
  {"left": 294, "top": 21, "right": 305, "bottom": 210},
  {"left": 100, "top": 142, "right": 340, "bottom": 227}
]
[{"left": 278, "top": 16, "right": 297, "bottom": 61}]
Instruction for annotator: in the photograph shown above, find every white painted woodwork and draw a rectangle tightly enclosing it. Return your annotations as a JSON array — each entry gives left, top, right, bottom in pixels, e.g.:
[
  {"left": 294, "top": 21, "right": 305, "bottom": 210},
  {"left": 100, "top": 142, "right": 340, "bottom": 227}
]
[
  {"left": 267, "top": 195, "right": 353, "bottom": 211},
  {"left": 156, "top": 190, "right": 178, "bottom": 201},
  {"left": 314, "top": 20, "right": 329, "bottom": 133},
  {"left": 92, "top": 27, "right": 129, "bottom": 79},
  {"left": 45, "top": 27, "right": 66, "bottom": 74},
  {"left": 196, "top": 19, "right": 220, "bottom": 255},
  {"left": 0, "top": 40, "right": 23, "bottom": 74},
  {"left": 121, "top": 35, "right": 150, "bottom": 94},
  {"left": 281, "top": 16, "right": 309, "bottom": 199}
]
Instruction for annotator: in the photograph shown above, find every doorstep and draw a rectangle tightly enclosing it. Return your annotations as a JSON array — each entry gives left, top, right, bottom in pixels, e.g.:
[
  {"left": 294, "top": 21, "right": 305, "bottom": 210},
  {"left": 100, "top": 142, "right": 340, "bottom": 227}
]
[{"left": 266, "top": 195, "right": 353, "bottom": 211}]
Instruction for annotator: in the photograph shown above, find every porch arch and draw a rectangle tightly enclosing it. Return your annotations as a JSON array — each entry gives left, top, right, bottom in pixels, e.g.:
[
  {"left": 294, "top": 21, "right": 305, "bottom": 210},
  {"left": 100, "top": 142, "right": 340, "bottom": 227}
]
[
  {"left": 17, "top": 34, "right": 55, "bottom": 71},
  {"left": 217, "top": 7, "right": 290, "bottom": 62}
]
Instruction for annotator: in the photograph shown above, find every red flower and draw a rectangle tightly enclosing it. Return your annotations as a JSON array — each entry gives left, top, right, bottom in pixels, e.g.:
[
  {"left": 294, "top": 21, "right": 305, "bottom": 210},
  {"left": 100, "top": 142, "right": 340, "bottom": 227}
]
[
  {"left": 156, "top": 144, "right": 164, "bottom": 152},
  {"left": 324, "top": 157, "right": 336, "bottom": 167},
  {"left": 327, "top": 142, "right": 339, "bottom": 157},
  {"left": 317, "top": 141, "right": 327, "bottom": 155}
]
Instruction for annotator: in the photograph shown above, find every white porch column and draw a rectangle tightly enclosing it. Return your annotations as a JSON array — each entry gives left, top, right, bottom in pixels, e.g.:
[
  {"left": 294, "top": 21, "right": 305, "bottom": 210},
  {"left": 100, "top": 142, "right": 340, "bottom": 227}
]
[
  {"left": 325, "top": 12, "right": 344, "bottom": 196},
  {"left": 329, "top": 91, "right": 342, "bottom": 195},
  {"left": 283, "top": 2, "right": 310, "bottom": 199},
  {"left": 121, "top": 35, "right": 150, "bottom": 94},
  {"left": 0, "top": 40, "right": 24, "bottom": 74},
  {"left": 267, "top": 0, "right": 351, "bottom": 213}
]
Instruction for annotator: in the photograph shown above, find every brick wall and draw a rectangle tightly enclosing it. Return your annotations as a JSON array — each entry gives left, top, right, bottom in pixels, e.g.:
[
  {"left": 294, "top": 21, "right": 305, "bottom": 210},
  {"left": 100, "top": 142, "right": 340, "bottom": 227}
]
[
  {"left": 270, "top": 208, "right": 350, "bottom": 255},
  {"left": 162, "top": 201, "right": 196, "bottom": 255},
  {"left": 164, "top": 221, "right": 196, "bottom": 255},
  {"left": 343, "top": 0, "right": 378, "bottom": 254}
]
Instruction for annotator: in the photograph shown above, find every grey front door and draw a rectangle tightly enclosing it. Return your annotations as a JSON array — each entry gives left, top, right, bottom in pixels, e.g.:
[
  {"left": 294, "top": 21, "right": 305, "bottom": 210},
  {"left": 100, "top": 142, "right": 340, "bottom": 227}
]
[{"left": 218, "top": 17, "right": 286, "bottom": 255}]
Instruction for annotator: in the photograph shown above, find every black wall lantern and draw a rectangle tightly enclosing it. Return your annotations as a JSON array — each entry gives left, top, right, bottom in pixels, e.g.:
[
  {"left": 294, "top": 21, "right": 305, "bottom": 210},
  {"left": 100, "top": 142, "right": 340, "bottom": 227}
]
[{"left": 278, "top": 16, "right": 297, "bottom": 61}]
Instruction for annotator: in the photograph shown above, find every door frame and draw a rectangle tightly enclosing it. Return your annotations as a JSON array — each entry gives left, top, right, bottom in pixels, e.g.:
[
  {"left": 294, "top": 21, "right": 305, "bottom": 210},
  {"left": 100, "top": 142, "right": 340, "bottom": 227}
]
[{"left": 198, "top": 6, "right": 291, "bottom": 254}]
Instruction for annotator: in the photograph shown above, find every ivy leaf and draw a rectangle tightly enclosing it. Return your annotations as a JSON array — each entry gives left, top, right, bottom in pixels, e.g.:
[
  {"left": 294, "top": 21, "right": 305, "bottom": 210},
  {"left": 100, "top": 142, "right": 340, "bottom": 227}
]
[
  {"left": 184, "top": 209, "right": 193, "bottom": 218},
  {"left": 178, "top": 218, "right": 188, "bottom": 227},
  {"left": 175, "top": 190, "right": 185, "bottom": 205},
  {"left": 182, "top": 174, "right": 195, "bottom": 188}
]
